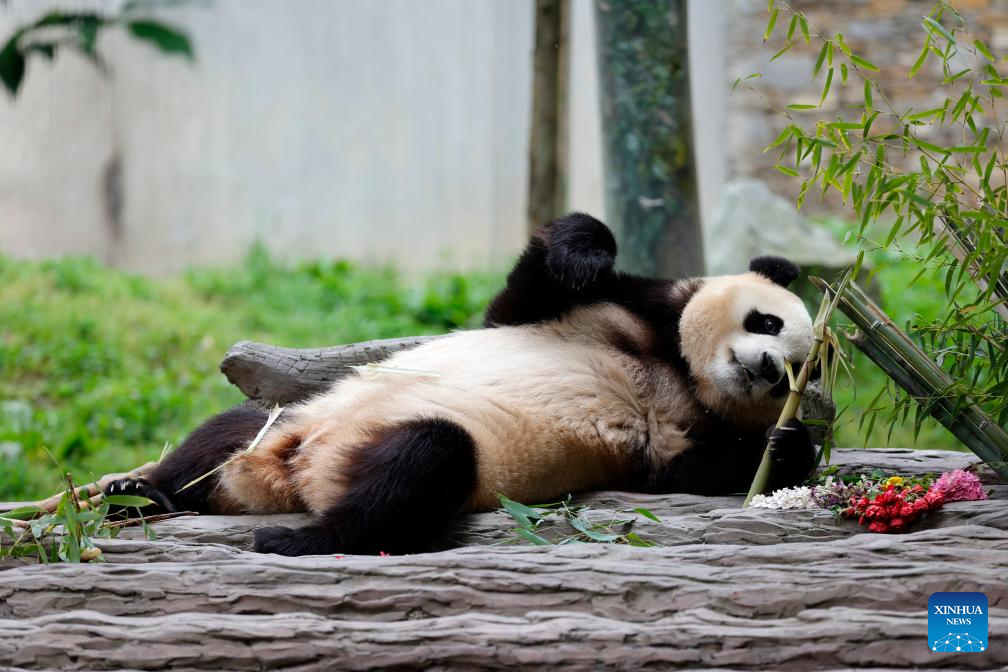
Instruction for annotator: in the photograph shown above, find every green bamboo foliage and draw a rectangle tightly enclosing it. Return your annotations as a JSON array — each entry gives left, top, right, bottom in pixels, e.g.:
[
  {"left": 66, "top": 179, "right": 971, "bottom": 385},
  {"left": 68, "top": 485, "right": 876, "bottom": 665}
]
[
  {"left": 812, "top": 277, "right": 1008, "bottom": 481},
  {"left": 747, "top": 1, "right": 1008, "bottom": 446}
]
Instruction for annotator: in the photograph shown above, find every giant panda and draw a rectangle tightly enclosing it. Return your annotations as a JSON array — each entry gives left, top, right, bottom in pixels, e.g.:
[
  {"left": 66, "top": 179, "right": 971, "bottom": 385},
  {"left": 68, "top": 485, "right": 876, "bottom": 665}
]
[{"left": 106, "top": 213, "right": 817, "bottom": 556}]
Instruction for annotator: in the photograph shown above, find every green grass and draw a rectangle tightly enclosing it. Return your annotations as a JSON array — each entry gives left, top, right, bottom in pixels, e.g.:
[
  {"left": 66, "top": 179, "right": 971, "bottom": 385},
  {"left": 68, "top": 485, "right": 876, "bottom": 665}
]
[
  {"left": 0, "top": 240, "right": 963, "bottom": 501},
  {"left": 0, "top": 246, "right": 501, "bottom": 500}
]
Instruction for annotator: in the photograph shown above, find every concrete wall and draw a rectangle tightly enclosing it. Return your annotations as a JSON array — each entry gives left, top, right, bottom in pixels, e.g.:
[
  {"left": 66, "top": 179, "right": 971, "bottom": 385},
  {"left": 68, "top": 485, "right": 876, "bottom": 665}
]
[
  {"left": 0, "top": 0, "right": 557, "bottom": 273},
  {"left": 0, "top": 0, "right": 816, "bottom": 275}
]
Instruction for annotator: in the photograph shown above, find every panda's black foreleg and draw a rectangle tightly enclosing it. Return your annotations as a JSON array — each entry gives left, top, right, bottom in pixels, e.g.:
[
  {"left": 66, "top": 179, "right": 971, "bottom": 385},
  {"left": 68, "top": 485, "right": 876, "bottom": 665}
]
[
  {"left": 253, "top": 418, "right": 477, "bottom": 556},
  {"left": 765, "top": 418, "right": 817, "bottom": 491},
  {"left": 643, "top": 418, "right": 815, "bottom": 495},
  {"left": 103, "top": 406, "right": 268, "bottom": 515},
  {"left": 484, "top": 212, "right": 617, "bottom": 327}
]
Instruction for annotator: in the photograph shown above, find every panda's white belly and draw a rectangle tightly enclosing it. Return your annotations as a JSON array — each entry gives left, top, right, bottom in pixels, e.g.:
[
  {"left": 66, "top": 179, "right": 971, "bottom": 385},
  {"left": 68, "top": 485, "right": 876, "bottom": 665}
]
[{"left": 284, "top": 325, "right": 695, "bottom": 512}]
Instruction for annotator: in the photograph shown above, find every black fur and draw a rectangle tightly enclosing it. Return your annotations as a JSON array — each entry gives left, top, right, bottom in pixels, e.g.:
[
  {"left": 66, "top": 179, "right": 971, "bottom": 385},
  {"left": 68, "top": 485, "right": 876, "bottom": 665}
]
[
  {"left": 485, "top": 212, "right": 701, "bottom": 372},
  {"left": 253, "top": 418, "right": 476, "bottom": 556},
  {"left": 104, "top": 477, "right": 177, "bottom": 514},
  {"left": 632, "top": 416, "right": 814, "bottom": 495},
  {"left": 484, "top": 212, "right": 616, "bottom": 328},
  {"left": 103, "top": 407, "right": 268, "bottom": 514},
  {"left": 765, "top": 417, "right": 817, "bottom": 490},
  {"left": 749, "top": 255, "right": 801, "bottom": 288}
]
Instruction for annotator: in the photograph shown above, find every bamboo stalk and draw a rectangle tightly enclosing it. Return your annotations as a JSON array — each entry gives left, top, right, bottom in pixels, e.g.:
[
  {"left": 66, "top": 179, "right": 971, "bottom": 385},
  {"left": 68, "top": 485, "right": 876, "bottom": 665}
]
[
  {"left": 810, "top": 276, "right": 1008, "bottom": 483},
  {"left": 743, "top": 264, "right": 854, "bottom": 506}
]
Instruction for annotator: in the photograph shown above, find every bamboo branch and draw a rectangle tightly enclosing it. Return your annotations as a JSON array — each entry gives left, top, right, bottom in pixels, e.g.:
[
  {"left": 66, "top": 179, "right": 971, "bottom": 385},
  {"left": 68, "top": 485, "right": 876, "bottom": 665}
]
[
  {"left": 939, "top": 215, "right": 1008, "bottom": 321},
  {"left": 810, "top": 276, "right": 1008, "bottom": 483},
  {"left": 743, "top": 263, "right": 855, "bottom": 506}
]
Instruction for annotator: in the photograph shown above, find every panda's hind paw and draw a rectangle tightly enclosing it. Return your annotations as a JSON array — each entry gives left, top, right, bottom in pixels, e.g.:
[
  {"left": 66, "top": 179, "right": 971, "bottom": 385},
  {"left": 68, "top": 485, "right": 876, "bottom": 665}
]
[
  {"left": 254, "top": 524, "right": 335, "bottom": 556},
  {"left": 103, "top": 478, "right": 176, "bottom": 514},
  {"left": 545, "top": 213, "right": 617, "bottom": 290}
]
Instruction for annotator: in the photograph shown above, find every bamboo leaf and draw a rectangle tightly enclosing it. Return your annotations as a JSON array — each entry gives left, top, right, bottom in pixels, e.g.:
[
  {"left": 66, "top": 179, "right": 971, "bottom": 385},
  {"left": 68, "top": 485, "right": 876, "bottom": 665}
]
[
  {"left": 770, "top": 41, "right": 795, "bottom": 62},
  {"left": 820, "top": 67, "right": 834, "bottom": 105},
  {"left": 764, "top": 8, "right": 779, "bottom": 42},
  {"left": 974, "top": 38, "right": 995, "bottom": 62},
  {"left": 516, "top": 528, "right": 551, "bottom": 546},
  {"left": 102, "top": 495, "right": 154, "bottom": 508},
  {"left": 631, "top": 507, "right": 661, "bottom": 523},
  {"left": 922, "top": 16, "right": 956, "bottom": 44},
  {"left": 814, "top": 41, "right": 829, "bottom": 78},
  {"left": 910, "top": 37, "right": 930, "bottom": 78},
  {"left": 850, "top": 54, "right": 880, "bottom": 72}
]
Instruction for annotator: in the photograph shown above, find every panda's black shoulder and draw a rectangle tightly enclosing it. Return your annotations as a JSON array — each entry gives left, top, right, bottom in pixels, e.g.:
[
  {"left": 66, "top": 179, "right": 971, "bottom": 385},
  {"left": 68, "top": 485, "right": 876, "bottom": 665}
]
[{"left": 605, "top": 274, "right": 704, "bottom": 368}]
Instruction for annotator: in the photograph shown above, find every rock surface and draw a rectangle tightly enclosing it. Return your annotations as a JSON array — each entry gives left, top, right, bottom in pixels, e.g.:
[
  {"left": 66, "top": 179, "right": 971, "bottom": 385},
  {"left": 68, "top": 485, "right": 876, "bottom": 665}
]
[
  {"left": 1, "top": 448, "right": 1004, "bottom": 670},
  {"left": 706, "top": 179, "right": 857, "bottom": 276}
]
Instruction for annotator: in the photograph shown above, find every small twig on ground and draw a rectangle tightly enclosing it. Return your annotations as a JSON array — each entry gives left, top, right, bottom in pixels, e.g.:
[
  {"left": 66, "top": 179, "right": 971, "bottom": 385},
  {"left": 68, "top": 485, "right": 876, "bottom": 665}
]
[{"left": 103, "top": 511, "right": 198, "bottom": 529}]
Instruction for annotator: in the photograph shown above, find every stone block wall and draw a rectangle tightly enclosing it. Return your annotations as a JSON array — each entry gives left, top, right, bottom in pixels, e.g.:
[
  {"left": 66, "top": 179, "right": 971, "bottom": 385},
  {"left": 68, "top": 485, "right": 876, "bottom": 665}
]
[{"left": 723, "top": 0, "right": 1008, "bottom": 210}]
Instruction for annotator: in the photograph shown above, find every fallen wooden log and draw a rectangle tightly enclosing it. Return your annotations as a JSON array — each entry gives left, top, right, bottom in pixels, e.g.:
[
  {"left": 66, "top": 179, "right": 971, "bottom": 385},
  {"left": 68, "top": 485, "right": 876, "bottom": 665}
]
[
  {"left": 4, "top": 605, "right": 1004, "bottom": 671},
  {"left": 1, "top": 449, "right": 1003, "bottom": 670},
  {"left": 219, "top": 336, "right": 443, "bottom": 404}
]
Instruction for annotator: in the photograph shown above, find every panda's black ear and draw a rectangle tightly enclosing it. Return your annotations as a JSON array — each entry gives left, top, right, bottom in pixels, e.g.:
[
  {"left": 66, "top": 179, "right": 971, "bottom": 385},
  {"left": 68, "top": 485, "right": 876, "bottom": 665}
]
[{"left": 749, "top": 256, "right": 800, "bottom": 288}]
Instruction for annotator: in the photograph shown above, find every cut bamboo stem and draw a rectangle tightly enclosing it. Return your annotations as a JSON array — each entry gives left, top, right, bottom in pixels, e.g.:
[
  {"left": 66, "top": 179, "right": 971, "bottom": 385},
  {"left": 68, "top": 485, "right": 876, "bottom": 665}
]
[
  {"left": 743, "top": 265, "right": 852, "bottom": 506},
  {"left": 810, "top": 276, "right": 1008, "bottom": 483},
  {"left": 743, "top": 343, "right": 822, "bottom": 506}
]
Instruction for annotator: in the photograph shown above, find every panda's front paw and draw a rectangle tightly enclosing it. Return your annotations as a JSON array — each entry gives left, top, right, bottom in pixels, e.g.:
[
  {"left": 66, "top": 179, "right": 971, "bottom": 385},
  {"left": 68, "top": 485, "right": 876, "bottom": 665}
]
[
  {"left": 103, "top": 478, "right": 177, "bottom": 513},
  {"left": 766, "top": 418, "right": 815, "bottom": 487},
  {"left": 545, "top": 213, "right": 617, "bottom": 289}
]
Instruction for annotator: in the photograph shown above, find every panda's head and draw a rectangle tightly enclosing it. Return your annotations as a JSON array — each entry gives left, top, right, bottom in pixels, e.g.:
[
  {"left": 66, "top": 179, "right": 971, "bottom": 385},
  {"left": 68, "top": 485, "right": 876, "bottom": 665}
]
[{"left": 679, "top": 256, "right": 813, "bottom": 426}]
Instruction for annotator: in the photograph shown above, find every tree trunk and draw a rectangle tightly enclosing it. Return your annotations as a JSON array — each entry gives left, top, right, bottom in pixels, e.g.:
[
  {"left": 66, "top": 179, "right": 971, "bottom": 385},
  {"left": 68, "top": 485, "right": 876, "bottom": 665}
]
[
  {"left": 527, "top": 0, "right": 570, "bottom": 233},
  {"left": 594, "top": 0, "right": 703, "bottom": 279}
]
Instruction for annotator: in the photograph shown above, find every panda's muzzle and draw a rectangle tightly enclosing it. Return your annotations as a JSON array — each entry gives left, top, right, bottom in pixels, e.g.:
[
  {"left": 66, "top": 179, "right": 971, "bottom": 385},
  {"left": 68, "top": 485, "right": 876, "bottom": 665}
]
[{"left": 758, "top": 352, "right": 781, "bottom": 384}]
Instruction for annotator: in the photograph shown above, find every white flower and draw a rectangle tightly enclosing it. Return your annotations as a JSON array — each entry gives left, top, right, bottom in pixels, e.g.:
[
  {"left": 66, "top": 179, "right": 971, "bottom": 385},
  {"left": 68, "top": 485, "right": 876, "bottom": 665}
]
[{"left": 747, "top": 485, "right": 817, "bottom": 510}]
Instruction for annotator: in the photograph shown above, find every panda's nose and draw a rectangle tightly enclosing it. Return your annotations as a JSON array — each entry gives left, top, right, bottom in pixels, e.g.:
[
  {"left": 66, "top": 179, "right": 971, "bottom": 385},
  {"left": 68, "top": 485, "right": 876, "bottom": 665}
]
[{"left": 758, "top": 352, "right": 780, "bottom": 383}]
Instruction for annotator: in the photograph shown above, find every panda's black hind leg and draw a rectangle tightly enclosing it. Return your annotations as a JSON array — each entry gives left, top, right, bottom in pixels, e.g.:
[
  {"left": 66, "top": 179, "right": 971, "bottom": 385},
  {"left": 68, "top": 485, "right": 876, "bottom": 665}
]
[
  {"left": 102, "top": 406, "right": 268, "bottom": 515},
  {"left": 253, "top": 418, "right": 477, "bottom": 556},
  {"left": 484, "top": 212, "right": 617, "bottom": 327}
]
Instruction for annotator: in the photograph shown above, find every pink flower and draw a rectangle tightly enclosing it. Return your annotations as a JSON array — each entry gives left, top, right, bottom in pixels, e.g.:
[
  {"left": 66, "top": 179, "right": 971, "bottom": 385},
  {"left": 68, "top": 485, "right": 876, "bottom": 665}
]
[{"left": 931, "top": 470, "right": 987, "bottom": 502}]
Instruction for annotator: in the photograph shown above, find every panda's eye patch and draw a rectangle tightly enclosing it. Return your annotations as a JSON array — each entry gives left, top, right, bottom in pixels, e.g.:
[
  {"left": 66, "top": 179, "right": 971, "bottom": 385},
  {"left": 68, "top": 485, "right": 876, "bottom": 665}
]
[{"left": 744, "top": 310, "right": 783, "bottom": 336}]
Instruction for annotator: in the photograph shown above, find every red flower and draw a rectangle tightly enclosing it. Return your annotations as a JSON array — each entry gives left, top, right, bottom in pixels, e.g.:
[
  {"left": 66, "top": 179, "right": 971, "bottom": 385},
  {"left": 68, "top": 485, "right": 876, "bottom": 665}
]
[{"left": 839, "top": 478, "right": 947, "bottom": 534}]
